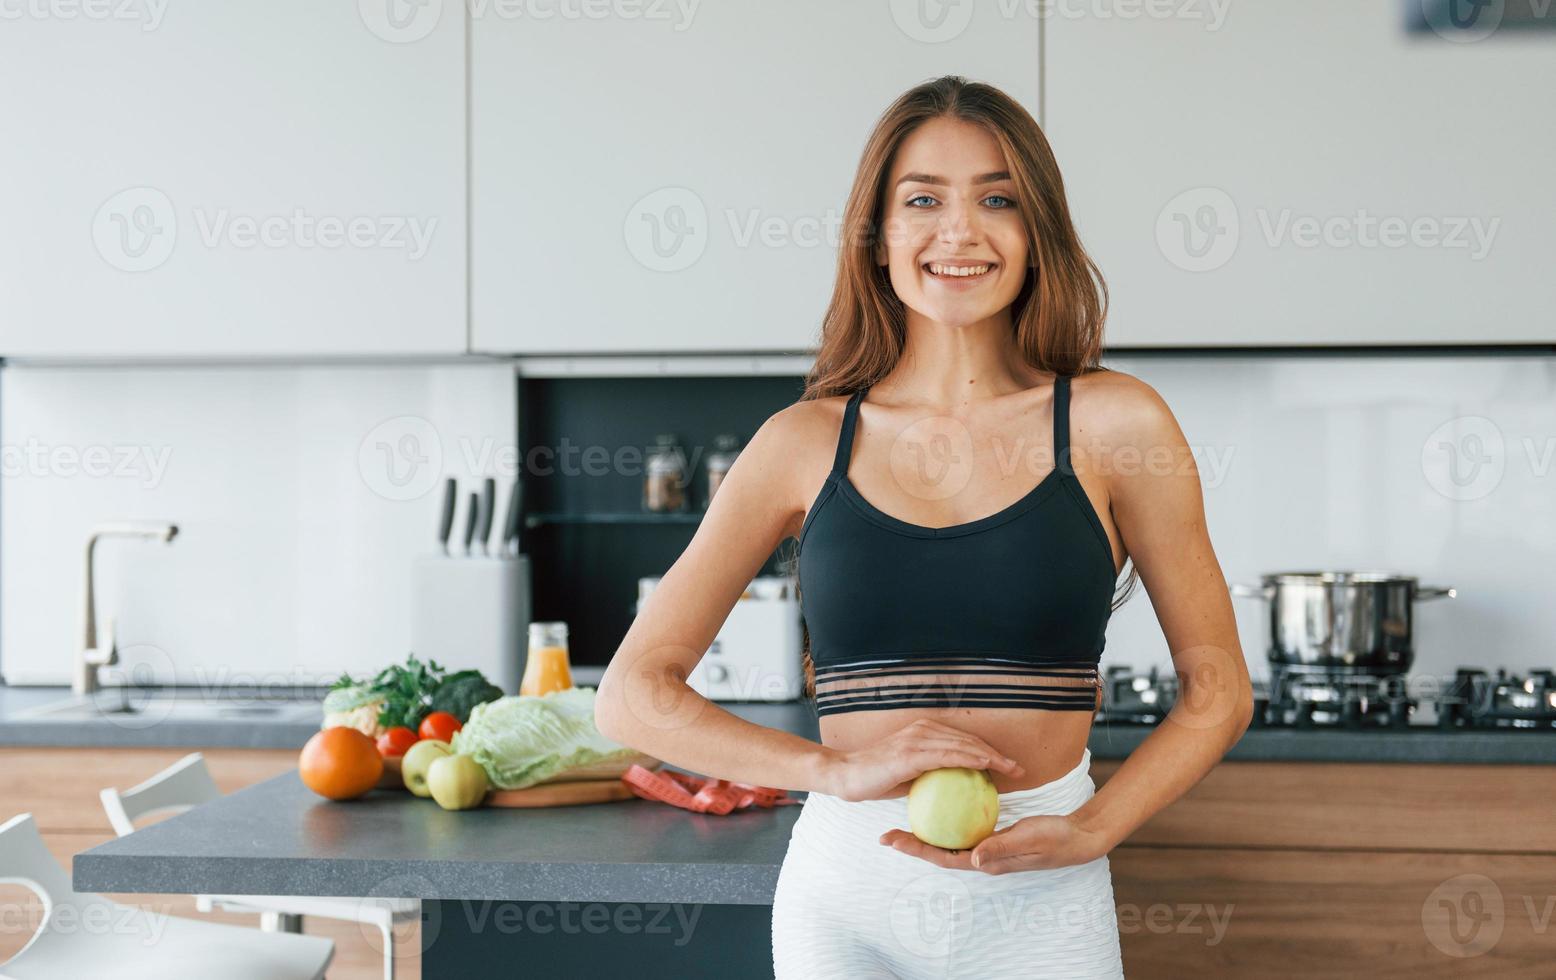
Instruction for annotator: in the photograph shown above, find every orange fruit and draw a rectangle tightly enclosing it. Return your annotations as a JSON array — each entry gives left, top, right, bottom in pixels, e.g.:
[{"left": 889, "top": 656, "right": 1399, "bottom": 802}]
[{"left": 299, "top": 727, "right": 384, "bottom": 800}]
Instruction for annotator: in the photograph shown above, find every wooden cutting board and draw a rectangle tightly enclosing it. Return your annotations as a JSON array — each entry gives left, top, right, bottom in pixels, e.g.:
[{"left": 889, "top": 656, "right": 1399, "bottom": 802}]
[
  {"left": 485, "top": 778, "right": 636, "bottom": 808},
  {"left": 538, "top": 751, "right": 661, "bottom": 782},
  {"left": 377, "top": 752, "right": 661, "bottom": 793},
  {"left": 377, "top": 756, "right": 403, "bottom": 790}
]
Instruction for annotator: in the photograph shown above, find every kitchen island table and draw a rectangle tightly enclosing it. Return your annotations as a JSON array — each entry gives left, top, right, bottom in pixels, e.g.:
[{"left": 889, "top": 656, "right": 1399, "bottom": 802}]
[
  {"left": 74, "top": 765, "right": 801, "bottom": 978},
  {"left": 66, "top": 700, "right": 815, "bottom": 978}
]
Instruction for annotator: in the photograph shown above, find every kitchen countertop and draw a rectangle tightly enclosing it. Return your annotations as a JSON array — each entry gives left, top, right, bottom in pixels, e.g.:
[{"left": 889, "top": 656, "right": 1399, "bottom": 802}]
[
  {"left": 69, "top": 703, "right": 1554, "bottom": 903},
  {"left": 4, "top": 677, "right": 1552, "bottom": 763},
  {"left": 0, "top": 683, "right": 327, "bottom": 749},
  {"left": 1087, "top": 719, "right": 1555, "bottom": 765},
  {"left": 0, "top": 665, "right": 617, "bottom": 749},
  {"left": 70, "top": 707, "right": 1555, "bottom": 905},
  {"left": 75, "top": 765, "right": 802, "bottom": 905},
  {"left": 75, "top": 701, "right": 811, "bottom": 905}
]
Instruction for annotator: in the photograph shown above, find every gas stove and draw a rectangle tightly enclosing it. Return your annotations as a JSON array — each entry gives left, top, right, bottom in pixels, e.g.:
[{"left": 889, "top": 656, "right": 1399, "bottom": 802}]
[{"left": 1094, "top": 664, "right": 1556, "bottom": 731}]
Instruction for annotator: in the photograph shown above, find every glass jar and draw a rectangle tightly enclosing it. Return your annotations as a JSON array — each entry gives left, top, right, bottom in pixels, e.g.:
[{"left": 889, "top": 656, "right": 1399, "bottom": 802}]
[
  {"left": 643, "top": 434, "right": 689, "bottom": 513},
  {"left": 703, "top": 434, "right": 742, "bottom": 508},
  {"left": 521, "top": 621, "right": 573, "bottom": 697}
]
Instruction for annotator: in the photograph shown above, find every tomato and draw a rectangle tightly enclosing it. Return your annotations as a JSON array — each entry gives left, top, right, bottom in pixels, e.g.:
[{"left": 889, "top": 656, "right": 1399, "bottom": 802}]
[
  {"left": 376, "top": 726, "right": 419, "bottom": 759},
  {"left": 418, "top": 711, "right": 462, "bottom": 743}
]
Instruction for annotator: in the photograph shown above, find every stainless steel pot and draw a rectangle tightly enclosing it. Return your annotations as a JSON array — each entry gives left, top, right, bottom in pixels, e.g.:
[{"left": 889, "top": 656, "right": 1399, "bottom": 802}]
[{"left": 1230, "top": 571, "right": 1455, "bottom": 674}]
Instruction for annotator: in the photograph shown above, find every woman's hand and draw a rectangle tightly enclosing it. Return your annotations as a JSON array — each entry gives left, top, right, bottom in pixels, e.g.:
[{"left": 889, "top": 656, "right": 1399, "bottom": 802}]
[
  {"left": 818, "top": 719, "right": 1025, "bottom": 802},
  {"left": 878, "top": 812, "right": 1111, "bottom": 873}
]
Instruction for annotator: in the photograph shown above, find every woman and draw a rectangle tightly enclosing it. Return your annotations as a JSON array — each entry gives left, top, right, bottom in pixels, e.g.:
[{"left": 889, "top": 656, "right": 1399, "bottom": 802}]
[{"left": 596, "top": 75, "right": 1254, "bottom": 978}]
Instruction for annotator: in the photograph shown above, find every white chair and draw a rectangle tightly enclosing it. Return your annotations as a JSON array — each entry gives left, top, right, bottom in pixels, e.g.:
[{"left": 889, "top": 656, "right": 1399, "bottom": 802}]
[
  {"left": 0, "top": 812, "right": 332, "bottom": 979},
  {"left": 101, "top": 752, "right": 418, "bottom": 980}
]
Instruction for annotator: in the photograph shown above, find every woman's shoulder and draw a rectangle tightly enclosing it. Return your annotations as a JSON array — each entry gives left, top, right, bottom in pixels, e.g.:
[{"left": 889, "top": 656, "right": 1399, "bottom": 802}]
[
  {"left": 1071, "top": 366, "right": 1170, "bottom": 410},
  {"left": 740, "top": 394, "right": 858, "bottom": 537},
  {"left": 740, "top": 392, "right": 856, "bottom": 474},
  {"left": 763, "top": 391, "right": 855, "bottom": 443},
  {"left": 1069, "top": 368, "right": 1183, "bottom": 447}
]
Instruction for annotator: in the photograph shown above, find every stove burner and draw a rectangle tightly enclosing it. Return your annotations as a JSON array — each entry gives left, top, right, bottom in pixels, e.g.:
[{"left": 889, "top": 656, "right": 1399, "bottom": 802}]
[
  {"left": 1093, "top": 663, "right": 1556, "bottom": 732},
  {"left": 1096, "top": 665, "right": 1176, "bottom": 724},
  {"left": 1258, "top": 669, "right": 1416, "bottom": 730},
  {"left": 1440, "top": 669, "right": 1556, "bottom": 730}
]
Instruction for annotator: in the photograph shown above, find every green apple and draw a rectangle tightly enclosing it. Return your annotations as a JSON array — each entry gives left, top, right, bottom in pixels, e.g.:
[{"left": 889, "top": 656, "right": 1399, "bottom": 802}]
[
  {"left": 401, "top": 739, "right": 452, "bottom": 797},
  {"left": 907, "top": 767, "right": 999, "bottom": 850},
  {"left": 428, "top": 754, "right": 489, "bottom": 811}
]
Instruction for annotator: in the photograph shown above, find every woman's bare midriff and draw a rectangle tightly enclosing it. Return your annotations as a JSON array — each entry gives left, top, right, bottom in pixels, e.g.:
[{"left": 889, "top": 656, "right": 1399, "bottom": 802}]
[{"left": 819, "top": 704, "right": 1094, "bottom": 794}]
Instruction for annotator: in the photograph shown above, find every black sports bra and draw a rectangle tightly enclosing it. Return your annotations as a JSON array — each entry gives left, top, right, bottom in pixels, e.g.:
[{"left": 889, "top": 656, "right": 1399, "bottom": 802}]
[{"left": 795, "top": 375, "right": 1117, "bottom": 718}]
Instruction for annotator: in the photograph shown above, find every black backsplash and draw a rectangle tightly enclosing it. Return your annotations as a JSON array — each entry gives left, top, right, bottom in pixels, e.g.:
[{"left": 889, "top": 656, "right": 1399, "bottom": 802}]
[{"left": 517, "top": 375, "right": 809, "bottom": 667}]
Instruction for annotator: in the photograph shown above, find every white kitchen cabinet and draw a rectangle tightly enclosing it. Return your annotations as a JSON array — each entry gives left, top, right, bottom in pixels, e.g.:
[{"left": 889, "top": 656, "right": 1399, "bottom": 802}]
[
  {"left": 470, "top": 3, "right": 1040, "bottom": 354},
  {"left": 0, "top": 2, "right": 465, "bottom": 357},
  {"left": 1044, "top": 3, "right": 1556, "bottom": 347}
]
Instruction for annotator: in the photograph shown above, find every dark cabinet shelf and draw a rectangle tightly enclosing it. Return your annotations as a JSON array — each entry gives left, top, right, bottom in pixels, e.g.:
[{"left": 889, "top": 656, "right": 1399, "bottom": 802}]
[
  {"left": 517, "top": 374, "right": 806, "bottom": 666},
  {"left": 525, "top": 511, "right": 705, "bottom": 528}
]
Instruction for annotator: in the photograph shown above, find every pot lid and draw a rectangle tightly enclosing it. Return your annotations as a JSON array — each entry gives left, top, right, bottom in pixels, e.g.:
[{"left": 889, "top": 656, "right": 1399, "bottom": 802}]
[{"left": 1260, "top": 571, "right": 1419, "bottom": 585}]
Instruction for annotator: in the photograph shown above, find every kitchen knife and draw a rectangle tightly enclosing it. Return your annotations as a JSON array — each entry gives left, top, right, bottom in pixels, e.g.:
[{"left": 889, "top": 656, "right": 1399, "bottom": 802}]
[
  {"left": 502, "top": 476, "right": 524, "bottom": 556},
  {"left": 437, "top": 477, "right": 456, "bottom": 556},
  {"left": 476, "top": 477, "right": 496, "bottom": 556},
  {"left": 497, "top": 478, "right": 521, "bottom": 557},
  {"left": 463, "top": 491, "right": 479, "bottom": 557}
]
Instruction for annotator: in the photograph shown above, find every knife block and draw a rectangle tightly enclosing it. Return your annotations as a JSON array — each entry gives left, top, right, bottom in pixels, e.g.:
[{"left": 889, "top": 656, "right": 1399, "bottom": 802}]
[{"left": 410, "top": 554, "right": 531, "bottom": 695}]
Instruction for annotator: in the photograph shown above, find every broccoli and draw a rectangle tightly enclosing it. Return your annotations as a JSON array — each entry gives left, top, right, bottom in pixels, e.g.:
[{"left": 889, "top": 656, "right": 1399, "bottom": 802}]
[{"left": 429, "top": 670, "right": 505, "bottom": 723}]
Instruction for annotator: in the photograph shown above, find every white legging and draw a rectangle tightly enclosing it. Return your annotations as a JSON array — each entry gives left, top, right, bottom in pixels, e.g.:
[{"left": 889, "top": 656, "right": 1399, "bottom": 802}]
[{"left": 771, "top": 748, "right": 1125, "bottom": 979}]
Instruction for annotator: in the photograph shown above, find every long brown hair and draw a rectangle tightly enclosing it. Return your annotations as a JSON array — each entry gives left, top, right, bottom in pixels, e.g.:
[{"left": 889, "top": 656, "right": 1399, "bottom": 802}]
[{"left": 785, "top": 74, "right": 1140, "bottom": 700}]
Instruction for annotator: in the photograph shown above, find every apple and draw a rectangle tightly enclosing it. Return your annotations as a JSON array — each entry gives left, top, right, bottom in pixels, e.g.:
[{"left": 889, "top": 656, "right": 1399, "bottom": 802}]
[
  {"left": 400, "top": 738, "right": 452, "bottom": 797},
  {"left": 907, "top": 767, "right": 1000, "bottom": 850},
  {"left": 428, "top": 754, "right": 489, "bottom": 811}
]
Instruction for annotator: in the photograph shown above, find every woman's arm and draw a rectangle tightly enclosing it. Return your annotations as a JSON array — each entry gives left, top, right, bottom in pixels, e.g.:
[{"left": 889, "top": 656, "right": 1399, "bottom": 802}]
[
  {"left": 1065, "top": 372, "right": 1255, "bottom": 852},
  {"left": 593, "top": 403, "right": 841, "bottom": 793}
]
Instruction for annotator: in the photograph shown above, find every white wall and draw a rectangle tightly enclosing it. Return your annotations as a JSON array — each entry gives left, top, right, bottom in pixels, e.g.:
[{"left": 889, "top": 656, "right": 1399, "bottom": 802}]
[
  {"left": 1099, "top": 354, "right": 1556, "bottom": 684},
  {"left": 1, "top": 363, "right": 516, "bottom": 687}
]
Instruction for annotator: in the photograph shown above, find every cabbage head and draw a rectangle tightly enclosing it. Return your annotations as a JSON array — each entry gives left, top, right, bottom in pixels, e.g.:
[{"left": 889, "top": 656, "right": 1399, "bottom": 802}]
[{"left": 450, "top": 687, "right": 638, "bottom": 790}]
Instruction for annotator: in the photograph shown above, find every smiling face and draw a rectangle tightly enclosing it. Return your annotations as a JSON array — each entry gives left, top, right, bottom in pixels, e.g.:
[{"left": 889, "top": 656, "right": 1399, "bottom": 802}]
[{"left": 875, "top": 115, "right": 1032, "bottom": 329}]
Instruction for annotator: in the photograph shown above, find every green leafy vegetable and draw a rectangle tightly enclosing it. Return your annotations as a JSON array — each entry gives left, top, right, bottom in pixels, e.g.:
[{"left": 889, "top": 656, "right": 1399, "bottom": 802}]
[
  {"left": 327, "top": 656, "right": 504, "bottom": 731},
  {"left": 450, "top": 688, "right": 637, "bottom": 790},
  {"left": 366, "top": 654, "right": 447, "bottom": 730},
  {"left": 428, "top": 670, "right": 504, "bottom": 723}
]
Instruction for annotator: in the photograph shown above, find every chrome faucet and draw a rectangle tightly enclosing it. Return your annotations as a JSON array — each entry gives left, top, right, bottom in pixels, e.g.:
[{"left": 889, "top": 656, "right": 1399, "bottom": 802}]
[{"left": 77, "top": 522, "right": 179, "bottom": 697}]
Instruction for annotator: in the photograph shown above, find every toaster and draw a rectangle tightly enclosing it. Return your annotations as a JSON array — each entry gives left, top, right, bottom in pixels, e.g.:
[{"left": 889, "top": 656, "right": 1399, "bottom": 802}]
[{"left": 636, "top": 575, "right": 803, "bottom": 702}]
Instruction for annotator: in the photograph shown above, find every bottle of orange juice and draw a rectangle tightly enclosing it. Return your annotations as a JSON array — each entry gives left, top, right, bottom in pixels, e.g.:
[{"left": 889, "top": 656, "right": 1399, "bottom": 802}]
[{"left": 521, "top": 622, "right": 573, "bottom": 696}]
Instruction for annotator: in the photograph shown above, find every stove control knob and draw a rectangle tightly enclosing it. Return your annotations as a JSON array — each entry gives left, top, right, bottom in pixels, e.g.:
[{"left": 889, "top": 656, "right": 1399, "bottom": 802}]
[
  {"left": 1341, "top": 700, "right": 1362, "bottom": 730},
  {"left": 1436, "top": 702, "right": 1459, "bottom": 731}
]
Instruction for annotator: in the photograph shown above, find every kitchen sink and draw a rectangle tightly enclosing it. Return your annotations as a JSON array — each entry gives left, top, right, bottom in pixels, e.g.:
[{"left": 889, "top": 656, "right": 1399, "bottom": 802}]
[{"left": 19, "top": 692, "right": 324, "bottom": 724}]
